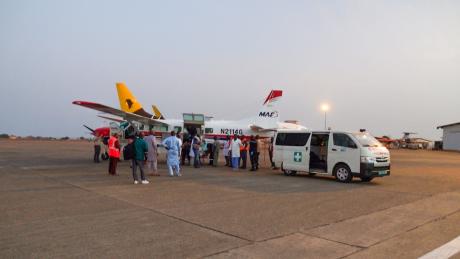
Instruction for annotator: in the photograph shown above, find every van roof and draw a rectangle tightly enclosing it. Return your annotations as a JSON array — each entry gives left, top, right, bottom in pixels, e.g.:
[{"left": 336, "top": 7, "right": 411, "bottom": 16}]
[
  {"left": 276, "top": 129, "right": 364, "bottom": 134},
  {"left": 276, "top": 129, "right": 311, "bottom": 133}
]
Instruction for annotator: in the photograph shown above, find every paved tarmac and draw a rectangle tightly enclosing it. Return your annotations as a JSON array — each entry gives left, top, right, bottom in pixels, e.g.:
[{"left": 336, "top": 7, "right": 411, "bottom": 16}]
[{"left": 0, "top": 140, "right": 459, "bottom": 258}]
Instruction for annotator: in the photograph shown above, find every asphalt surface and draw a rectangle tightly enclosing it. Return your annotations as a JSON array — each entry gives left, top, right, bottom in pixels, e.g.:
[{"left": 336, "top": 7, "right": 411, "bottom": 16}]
[{"left": 1, "top": 140, "right": 460, "bottom": 258}]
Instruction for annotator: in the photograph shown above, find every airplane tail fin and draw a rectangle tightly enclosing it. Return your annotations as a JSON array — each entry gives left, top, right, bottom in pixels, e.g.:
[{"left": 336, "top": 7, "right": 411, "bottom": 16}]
[
  {"left": 252, "top": 90, "right": 283, "bottom": 130},
  {"left": 116, "top": 82, "right": 152, "bottom": 118},
  {"left": 152, "top": 105, "right": 165, "bottom": 119}
]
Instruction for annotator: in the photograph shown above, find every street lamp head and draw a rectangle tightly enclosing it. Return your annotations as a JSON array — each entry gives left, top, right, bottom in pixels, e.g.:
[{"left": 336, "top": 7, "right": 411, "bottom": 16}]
[{"left": 321, "top": 103, "right": 330, "bottom": 112}]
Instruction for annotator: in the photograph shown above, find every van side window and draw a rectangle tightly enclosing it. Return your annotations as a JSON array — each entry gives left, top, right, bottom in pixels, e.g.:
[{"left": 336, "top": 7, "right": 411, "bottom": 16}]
[
  {"left": 276, "top": 133, "right": 310, "bottom": 146},
  {"left": 275, "top": 133, "right": 287, "bottom": 145},
  {"left": 333, "top": 133, "right": 357, "bottom": 148}
]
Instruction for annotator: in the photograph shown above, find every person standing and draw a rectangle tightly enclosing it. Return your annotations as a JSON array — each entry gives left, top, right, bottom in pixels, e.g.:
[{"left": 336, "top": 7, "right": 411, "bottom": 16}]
[
  {"left": 132, "top": 132, "right": 149, "bottom": 184},
  {"left": 223, "top": 135, "right": 231, "bottom": 167},
  {"left": 181, "top": 139, "right": 191, "bottom": 166},
  {"left": 207, "top": 141, "right": 214, "bottom": 165},
  {"left": 191, "top": 135, "right": 201, "bottom": 168},
  {"left": 269, "top": 137, "right": 275, "bottom": 169},
  {"left": 249, "top": 135, "right": 258, "bottom": 171},
  {"left": 211, "top": 136, "right": 220, "bottom": 167},
  {"left": 240, "top": 137, "right": 248, "bottom": 169},
  {"left": 255, "top": 135, "right": 261, "bottom": 170},
  {"left": 176, "top": 132, "right": 183, "bottom": 152},
  {"left": 229, "top": 134, "right": 243, "bottom": 171},
  {"left": 93, "top": 135, "right": 101, "bottom": 163},
  {"left": 144, "top": 130, "right": 159, "bottom": 176},
  {"left": 200, "top": 139, "right": 207, "bottom": 165},
  {"left": 163, "top": 131, "right": 181, "bottom": 176},
  {"left": 108, "top": 133, "right": 120, "bottom": 175}
]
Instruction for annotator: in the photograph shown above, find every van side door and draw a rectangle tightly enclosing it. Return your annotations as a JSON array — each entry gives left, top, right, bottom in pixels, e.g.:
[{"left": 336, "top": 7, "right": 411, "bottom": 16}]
[
  {"left": 328, "top": 133, "right": 360, "bottom": 174},
  {"left": 284, "top": 132, "right": 311, "bottom": 172}
]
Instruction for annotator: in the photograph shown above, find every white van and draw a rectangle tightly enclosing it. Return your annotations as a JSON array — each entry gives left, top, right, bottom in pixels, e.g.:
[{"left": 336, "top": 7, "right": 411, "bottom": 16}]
[{"left": 273, "top": 129, "right": 390, "bottom": 183}]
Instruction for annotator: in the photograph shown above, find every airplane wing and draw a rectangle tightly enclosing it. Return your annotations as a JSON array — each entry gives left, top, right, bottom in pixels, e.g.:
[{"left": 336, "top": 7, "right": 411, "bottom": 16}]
[
  {"left": 73, "top": 101, "right": 169, "bottom": 127},
  {"left": 97, "top": 115, "right": 125, "bottom": 123},
  {"left": 250, "top": 124, "right": 277, "bottom": 132}
]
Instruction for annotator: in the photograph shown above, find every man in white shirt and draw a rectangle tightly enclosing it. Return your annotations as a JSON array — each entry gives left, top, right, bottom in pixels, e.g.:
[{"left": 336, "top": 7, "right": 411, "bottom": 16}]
[
  {"left": 162, "top": 131, "right": 181, "bottom": 177},
  {"left": 176, "top": 132, "right": 183, "bottom": 157},
  {"left": 223, "top": 135, "right": 231, "bottom": 167},
  {"left": 229, "top": 134, "right": 243, "bottom": 171}
]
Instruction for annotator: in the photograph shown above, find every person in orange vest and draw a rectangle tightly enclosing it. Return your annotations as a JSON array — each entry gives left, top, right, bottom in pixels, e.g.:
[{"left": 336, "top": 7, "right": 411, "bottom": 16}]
[
  {"left": 239, "top": 137, "right": 249, "bottom": 169},
  {"left": 108, "top": 133, "right": 121, "bottom": 176}
]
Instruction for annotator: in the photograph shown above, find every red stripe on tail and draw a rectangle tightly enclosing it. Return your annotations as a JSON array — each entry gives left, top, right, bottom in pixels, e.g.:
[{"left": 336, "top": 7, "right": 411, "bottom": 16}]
[{"left": 263, "top": 90, "right": 283, "bottom": 105}]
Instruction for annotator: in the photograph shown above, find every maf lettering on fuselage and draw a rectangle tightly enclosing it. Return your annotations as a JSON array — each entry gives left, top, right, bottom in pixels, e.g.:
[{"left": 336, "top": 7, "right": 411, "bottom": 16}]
[{"left": 259, "top": 111, "right": 279, "bottom": 118}]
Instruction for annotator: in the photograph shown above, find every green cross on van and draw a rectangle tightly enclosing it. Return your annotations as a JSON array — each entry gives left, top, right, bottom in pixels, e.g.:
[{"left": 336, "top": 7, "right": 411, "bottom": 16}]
[{"left": 294, "top": 152, "right": 302, "bottom": 162}]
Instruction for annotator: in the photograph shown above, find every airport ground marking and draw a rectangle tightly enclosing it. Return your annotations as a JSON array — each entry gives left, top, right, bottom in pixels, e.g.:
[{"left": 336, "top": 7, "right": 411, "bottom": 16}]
[{"left": 419, "top": 235, "right": 460, "bottom": 259}]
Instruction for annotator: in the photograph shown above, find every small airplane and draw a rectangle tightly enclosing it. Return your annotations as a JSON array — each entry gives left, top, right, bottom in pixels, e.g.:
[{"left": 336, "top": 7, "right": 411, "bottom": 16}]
[{"left": 73, "top": 83, "right": 306, "bottom": 141}]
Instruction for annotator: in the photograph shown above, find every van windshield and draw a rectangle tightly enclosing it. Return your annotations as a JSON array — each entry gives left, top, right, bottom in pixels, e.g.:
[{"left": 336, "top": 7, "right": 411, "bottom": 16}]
[{"left": 352, "top": 133, "right": 382, "bottom": 147}]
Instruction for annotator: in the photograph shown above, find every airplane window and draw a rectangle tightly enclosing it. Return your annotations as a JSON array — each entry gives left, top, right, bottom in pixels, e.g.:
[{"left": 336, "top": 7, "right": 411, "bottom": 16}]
[
  {"left": 194, "top": 115, "right": 204, "bottom": 122},
  {"left": 183, "top": 114, "right": 193, "bottom": 121}
]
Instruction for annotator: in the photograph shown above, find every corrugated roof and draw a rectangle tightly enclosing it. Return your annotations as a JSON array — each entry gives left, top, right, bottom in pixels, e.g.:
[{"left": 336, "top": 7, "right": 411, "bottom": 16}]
[{"left": 437, "top": 122, "right": 460, "bottom": 129}]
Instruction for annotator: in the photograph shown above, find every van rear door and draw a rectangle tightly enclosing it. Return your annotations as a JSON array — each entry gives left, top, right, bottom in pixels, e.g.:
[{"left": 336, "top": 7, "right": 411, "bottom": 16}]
[{"left": 283, "top": 132, "right": 311, "bottom": 172}]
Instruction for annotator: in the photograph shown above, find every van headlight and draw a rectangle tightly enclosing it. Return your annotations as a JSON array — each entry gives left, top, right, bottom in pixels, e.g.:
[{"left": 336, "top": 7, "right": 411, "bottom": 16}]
[{"left": 361, "top": 156, "right": 376, "bottom": 163}]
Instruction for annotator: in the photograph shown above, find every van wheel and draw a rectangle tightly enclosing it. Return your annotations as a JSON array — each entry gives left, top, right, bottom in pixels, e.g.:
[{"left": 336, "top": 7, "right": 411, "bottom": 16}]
[
  {"left": 334, "top": 164, "right": 352, "bottom": 183},
  {"left": 308, "top": 173, "right": 316, "bottom": 177},
  {"left": 361, "top": 176, "right": 374, "bottom": 182},
  {"left": 283, "top": 170, "right": 297, "bottom": 176}
]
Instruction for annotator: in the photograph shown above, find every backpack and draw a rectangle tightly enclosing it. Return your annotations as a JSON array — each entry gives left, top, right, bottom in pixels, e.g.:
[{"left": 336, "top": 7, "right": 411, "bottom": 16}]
[{"left": 123, "top": 143, "right": 135, "bottom": 160}]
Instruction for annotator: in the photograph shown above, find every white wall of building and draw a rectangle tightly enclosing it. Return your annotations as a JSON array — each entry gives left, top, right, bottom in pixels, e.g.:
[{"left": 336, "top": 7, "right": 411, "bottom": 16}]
[{"left": 442, "top": 124, "right": 460, "bottom": 151}]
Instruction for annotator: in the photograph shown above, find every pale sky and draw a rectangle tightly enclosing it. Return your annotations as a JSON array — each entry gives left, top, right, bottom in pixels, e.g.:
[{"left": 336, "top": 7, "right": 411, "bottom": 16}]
[{"left": 0, "top": 0, "right": 459, "bottom": 139}]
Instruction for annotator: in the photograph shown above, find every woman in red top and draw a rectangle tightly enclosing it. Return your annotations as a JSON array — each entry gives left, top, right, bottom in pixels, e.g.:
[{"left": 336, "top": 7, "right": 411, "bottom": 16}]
[{"left": 108, "top": 133, "right": 120, "bottom": 175}]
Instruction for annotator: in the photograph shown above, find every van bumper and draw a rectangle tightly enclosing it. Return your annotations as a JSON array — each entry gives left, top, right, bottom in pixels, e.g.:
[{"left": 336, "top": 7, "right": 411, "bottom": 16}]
[{"left": 354, "top": 163, "right": 391, "bottom": 178}]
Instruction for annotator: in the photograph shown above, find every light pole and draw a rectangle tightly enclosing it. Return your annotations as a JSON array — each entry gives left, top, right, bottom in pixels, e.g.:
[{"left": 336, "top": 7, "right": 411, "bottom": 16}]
[{"left": 321, "top": 103, "right": 329, "bottom": 130}]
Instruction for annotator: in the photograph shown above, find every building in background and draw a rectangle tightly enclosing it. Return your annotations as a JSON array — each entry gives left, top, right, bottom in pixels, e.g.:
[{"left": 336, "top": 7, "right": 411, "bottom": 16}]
[{"left": 437, "top": 122, "right": 460, "bottom": 151}]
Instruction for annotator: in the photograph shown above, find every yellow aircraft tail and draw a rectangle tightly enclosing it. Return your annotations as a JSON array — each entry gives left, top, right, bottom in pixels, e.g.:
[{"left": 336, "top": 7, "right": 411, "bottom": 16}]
[
  {"left": 116, "top": 82, "right": 152, "bottom": 118},
  {"left": 152, "top": 105, "right": 165, "bottom": 119}
]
